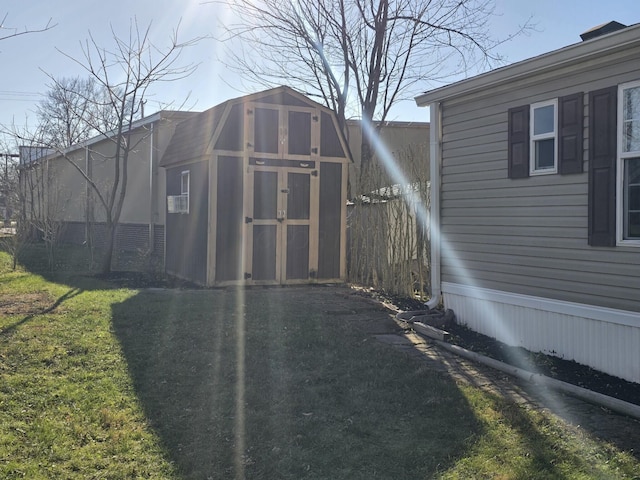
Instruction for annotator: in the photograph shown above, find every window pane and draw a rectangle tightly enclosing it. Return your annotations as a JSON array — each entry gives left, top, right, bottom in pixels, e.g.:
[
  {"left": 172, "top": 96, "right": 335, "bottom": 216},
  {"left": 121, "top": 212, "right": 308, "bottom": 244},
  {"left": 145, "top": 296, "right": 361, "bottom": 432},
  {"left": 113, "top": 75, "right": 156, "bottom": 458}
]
[
  {"left": 181, "top": 173, "right": 189, "bottom": 195},
  {"left": 624, "top": 158, "right": 640, "bottom": 239},
  {"left": 629, "top": 157, "right": 640, "bottom": 185},
  {"left": 630, "top": 185, "right": 640, "bottom": 211},
  {"left": 623, "top": 120, "right": 640, "bottom": 153},
  {"left": 533, "top": 105, "right": 554, "bottom": 135},
  {"left": 628, "top": 213, "right": 640, "bottom": 237},
  {"left": 535, "top": 139, "right": 555, "bottom": 170},
  {"left": 623, "top": 86, "right": 640, "bottom": 122},
  {"left": 624, "top": 87, "right": 640, "bottom": 153}
]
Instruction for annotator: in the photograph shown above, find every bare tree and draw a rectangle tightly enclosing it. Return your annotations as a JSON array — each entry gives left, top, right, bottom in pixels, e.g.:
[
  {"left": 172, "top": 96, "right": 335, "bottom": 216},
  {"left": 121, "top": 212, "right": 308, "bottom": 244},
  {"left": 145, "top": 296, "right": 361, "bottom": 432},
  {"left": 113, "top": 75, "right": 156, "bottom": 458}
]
[
  {"left": 0, "top": 145, "right": 24, "bottom": 269},
  {"left": 36, "top": 77, "right": 100, "bottom": 148},
  {"left": 13, "top": 20, "right": 199, "bottom": 274},
  {"left": 219, "top": 0, "right": 529, "bottom": 193},
  {"left": 0, "top": 13, "right": 55, "bottom": 42},
  {"left": 36, "top": 76, "right": 141, "bottom": 149},
  {"left": 18, "top": 145, "right": 70, "bottom": 270},
  {"left": 348, "top": 142, "right": 430, "bottom": 297},
  {"left": 49, "top": 19, "right": 199, "bottom": 273}
]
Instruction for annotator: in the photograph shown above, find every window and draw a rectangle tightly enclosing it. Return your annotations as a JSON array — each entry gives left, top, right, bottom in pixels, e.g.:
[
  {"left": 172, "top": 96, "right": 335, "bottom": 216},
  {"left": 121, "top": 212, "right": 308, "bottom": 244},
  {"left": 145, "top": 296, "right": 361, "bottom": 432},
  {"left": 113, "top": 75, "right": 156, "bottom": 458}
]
[
  {"left": 530, "top": 100, "right": 558, "bottom": 174},
  {"left": 618, "top": 81, "right": 640, "bottom": 242},
  {"left": 179, "top": 170, "right": 190, "bottom": 214},
  {"left": 623, "top": 158, "right": 640, "bottom": 238},
  {"left": 508, "top": 94, "right": 581, "bottom": 179},
  {"left": 167, "top": 170, "right": 190, "bottom": 214},
  {"left": 181, "top": 170, "right": 190, "bottom": 197}
]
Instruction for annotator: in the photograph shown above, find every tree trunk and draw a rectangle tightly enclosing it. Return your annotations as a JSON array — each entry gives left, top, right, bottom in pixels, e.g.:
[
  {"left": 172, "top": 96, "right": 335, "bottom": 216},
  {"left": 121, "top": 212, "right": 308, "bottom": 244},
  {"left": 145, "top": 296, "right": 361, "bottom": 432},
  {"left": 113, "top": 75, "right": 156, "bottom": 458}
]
[
  {"left": 101, "top": 221, "right": 116, "bottom": 274},
  {"left": 359, "top": 138, "right": 374, "bottom": 195}
]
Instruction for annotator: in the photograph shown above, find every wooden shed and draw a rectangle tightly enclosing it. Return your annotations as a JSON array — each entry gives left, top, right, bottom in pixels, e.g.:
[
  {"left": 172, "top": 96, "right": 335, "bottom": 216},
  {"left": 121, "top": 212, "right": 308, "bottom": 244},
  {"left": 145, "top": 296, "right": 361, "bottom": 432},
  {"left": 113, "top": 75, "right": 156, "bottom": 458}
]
[{"left": 159, "top": 86, "right": 351, "bottom": 286}]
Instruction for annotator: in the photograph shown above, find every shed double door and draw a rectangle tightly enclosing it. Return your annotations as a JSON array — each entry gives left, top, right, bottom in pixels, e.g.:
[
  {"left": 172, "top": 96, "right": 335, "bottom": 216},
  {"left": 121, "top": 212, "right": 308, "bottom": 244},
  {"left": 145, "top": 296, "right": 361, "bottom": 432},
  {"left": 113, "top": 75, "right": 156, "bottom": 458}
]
[{"left": 248, "top": 166, "right": 315, "bottom": 283}]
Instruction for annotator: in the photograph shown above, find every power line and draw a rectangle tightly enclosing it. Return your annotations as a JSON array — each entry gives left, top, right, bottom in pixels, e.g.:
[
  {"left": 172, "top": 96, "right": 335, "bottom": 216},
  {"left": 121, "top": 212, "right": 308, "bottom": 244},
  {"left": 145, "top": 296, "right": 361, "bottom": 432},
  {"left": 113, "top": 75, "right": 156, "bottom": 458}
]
[{"left": 0, "top": 90, "right": 41, "bottom": 96}]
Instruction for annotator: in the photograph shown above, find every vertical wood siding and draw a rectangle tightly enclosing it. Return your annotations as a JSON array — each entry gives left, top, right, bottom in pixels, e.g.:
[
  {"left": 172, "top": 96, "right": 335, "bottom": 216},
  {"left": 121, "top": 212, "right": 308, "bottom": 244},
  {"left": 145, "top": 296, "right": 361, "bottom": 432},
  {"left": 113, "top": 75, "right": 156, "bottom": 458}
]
[
  {"left": 215, "top": 104, "right": 244, "bottom": 151},
  {"left": 288, "top": 111, "right": 312, "bottom": 155},
  {"left": 286, "top": 225, "right": 310, "bottom": 279},
  {"left": 320, "top": 112, "right": 346, "bottom": 158},
  {"left": 215, "top": 156, "right": 243, "bottom": 281},
  {"left": 252, "top": 225, "right": 277, "bottom": 280},
  {"left": 165, "top": 162, "right": 208, "bottom": 284},
  {"left": 318, "top": 162, "right": 342, "bottom": 278}
]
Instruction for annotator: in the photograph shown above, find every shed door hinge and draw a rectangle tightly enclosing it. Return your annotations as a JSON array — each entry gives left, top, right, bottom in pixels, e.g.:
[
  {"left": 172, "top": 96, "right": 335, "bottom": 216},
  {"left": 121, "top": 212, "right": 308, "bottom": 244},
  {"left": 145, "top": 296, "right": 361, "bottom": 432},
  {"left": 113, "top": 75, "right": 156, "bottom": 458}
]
[
  {"left": 244, "top": 272, "right": 252, "bottom": 279},
  {"left": 245, "top": 216, "right": 253, "bottom": 223}
]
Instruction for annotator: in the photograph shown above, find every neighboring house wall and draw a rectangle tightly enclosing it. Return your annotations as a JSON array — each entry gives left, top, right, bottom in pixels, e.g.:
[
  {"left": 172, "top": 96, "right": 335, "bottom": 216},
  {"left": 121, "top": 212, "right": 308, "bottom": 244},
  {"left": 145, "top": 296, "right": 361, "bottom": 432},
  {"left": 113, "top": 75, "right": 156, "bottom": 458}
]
[
  {"left": 31, "top": 111, "right": 194, "bottom": 256},
  {"left": 47, "top": 149, "right": 84, "bottom": 223},
  {"left": 347, "top": 120, "right": 429, "bottom": 196},
  {"left": 418, "top": 24, "right": 640, "bottom": 383},
  {"left": 438, "top": 48, "right": 640, "bottom": 312}
]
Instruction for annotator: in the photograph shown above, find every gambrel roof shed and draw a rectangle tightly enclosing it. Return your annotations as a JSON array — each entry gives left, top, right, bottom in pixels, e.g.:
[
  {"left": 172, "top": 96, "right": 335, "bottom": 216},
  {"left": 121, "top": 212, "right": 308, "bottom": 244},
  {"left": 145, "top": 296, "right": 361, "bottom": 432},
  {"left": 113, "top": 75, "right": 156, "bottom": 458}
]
[{"left": 160, "top": 86, "right": 351, "bottom": 286}]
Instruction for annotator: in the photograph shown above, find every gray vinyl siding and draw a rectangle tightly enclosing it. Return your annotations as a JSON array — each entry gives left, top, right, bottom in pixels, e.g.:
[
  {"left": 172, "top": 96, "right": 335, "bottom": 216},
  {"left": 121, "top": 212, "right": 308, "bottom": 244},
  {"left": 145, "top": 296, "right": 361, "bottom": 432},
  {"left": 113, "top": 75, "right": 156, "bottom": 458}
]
[{"left": 439, "top": 44, "right": 640, "bottom": 312}]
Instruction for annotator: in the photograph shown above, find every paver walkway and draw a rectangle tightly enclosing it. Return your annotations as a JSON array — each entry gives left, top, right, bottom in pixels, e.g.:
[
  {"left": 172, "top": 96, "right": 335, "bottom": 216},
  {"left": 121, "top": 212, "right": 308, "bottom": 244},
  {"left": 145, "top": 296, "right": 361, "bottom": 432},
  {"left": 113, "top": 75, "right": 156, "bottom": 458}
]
[{"left": 308, "top": 284, "right": 640, "bottom": 458}]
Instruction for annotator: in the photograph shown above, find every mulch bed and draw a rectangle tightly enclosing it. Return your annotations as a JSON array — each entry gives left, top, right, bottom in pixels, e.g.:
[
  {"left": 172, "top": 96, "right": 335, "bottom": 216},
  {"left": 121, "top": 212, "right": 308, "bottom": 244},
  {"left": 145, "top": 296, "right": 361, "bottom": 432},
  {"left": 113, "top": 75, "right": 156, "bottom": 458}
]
[
  {"left": 368, "top": 289, "right": 640, "bottom": 407},
  {"left": 446, "top": 323, "right": 640, "bottom": 406}
]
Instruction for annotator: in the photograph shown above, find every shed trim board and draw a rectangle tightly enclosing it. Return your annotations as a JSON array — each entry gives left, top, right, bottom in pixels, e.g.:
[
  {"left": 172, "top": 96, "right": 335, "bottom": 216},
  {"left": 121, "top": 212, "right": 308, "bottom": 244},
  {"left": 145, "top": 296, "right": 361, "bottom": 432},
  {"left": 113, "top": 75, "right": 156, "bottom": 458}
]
[{"left": 418, "top": 24, "right": 640, "bottom": 383}]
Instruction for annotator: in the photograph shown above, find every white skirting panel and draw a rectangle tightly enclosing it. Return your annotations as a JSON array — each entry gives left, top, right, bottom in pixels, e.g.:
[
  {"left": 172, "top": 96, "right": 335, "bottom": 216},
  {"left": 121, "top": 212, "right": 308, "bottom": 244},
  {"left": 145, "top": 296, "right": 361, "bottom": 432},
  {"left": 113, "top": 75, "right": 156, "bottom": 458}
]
[{"left": 442, "top": 282, "right": 640, "bottom": 384}]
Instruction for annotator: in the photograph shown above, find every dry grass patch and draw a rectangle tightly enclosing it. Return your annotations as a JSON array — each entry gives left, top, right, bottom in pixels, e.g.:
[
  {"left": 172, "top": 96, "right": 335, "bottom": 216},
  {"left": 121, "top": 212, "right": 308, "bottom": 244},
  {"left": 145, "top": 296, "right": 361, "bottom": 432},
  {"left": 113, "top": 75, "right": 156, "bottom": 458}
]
[{"left": 0, "top": 292, "right": 55, "bottom": 316}]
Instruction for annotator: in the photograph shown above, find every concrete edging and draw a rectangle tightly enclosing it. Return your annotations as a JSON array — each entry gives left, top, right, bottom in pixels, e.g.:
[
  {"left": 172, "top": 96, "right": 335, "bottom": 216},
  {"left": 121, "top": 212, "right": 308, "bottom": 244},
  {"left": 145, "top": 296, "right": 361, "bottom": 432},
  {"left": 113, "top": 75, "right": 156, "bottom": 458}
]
[{"left": 396, "top": 311, "right": 640, "bottom": 420}]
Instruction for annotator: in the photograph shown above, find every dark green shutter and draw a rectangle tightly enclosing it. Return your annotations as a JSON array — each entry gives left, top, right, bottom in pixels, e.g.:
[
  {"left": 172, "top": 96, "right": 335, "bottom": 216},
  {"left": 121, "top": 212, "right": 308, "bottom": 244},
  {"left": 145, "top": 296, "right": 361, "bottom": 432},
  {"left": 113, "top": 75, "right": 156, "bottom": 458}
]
[
  {"left": 559, "top": 92, "right": 584, "bottom": 174},
  {"left": 508, "top": 105, "right": 530, "bottom": 178},
  {"left": 588, "top": 87, "right": 617, "bottom": 247}
]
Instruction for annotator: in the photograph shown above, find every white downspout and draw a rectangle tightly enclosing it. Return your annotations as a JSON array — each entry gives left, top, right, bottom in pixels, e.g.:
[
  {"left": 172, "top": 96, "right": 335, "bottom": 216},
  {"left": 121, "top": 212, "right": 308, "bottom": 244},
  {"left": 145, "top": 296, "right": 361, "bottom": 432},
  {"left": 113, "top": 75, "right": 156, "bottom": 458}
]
[
  {"left": 425, "top": 102, "right": 442, "bottom": 310},
  {"left": 149, "top": 122, "right": 155, "bottom": 251},
  {"left": 85, "top": 146, "right": 89, "bottom": 243}
]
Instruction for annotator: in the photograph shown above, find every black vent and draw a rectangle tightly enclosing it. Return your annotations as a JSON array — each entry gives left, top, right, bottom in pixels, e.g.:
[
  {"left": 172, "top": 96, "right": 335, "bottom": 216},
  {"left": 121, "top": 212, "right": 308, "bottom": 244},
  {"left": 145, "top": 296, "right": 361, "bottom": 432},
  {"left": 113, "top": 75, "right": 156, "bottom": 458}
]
[{"left": 580, "top": 21, "right": 627, "bottom": 41}]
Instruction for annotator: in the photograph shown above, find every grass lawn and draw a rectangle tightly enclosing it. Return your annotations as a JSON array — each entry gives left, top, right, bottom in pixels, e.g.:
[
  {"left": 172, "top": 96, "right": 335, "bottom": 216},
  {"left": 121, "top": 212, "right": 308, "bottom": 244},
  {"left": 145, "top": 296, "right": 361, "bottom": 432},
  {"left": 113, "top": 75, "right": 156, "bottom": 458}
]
[{"left": 1, "top": 245, "right": 639, "bottom": 479}]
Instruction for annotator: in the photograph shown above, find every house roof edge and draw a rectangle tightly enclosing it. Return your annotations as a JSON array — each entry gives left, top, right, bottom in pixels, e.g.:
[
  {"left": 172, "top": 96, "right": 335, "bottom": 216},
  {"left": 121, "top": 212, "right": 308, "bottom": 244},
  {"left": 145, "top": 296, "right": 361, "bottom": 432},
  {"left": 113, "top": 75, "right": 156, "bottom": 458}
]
[{"left": 415, "top": 22, "right": 640, "bottom": 106}]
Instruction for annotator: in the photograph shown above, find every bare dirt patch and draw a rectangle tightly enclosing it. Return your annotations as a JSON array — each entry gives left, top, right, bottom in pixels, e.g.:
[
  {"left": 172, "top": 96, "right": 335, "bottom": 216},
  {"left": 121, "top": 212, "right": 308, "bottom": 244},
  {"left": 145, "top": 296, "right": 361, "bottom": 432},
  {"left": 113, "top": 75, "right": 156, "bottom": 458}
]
[{"left": 0, "top": 292, "right": 56, "bottom": 316}]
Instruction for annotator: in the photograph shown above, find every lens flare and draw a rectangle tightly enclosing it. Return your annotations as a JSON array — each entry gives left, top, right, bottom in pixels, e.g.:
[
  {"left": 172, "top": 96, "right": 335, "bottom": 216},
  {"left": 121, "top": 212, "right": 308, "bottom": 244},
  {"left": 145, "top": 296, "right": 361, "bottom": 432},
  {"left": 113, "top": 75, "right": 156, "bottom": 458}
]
[{"left": 360, "top": 116, "right": 572, "bottom": 419}]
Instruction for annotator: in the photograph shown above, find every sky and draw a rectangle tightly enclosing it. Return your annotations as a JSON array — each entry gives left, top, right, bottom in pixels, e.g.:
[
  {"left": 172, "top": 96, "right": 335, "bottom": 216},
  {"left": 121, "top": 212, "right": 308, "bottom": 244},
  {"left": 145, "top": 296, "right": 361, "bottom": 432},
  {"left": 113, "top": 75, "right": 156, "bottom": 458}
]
[{"left": 1, "top": 0, "right": 639, "bottom": 148}]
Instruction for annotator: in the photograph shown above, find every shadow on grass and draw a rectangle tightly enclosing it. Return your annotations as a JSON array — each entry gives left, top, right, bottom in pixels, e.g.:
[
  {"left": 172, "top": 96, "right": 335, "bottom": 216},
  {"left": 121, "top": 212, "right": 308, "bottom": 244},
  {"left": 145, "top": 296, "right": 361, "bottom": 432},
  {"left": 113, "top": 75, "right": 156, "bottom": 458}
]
[
  {"left": 6, "top": 244, "right": 635, "bottom": 476},
  {"left": 110, "top": 286, "right": 485, "bottom": 479},
  {"left": 111, "top": 286, "right": 640, "bottom": 479},
  {"left": 5, "top": 241, "right": 169, "bottom": 292}
]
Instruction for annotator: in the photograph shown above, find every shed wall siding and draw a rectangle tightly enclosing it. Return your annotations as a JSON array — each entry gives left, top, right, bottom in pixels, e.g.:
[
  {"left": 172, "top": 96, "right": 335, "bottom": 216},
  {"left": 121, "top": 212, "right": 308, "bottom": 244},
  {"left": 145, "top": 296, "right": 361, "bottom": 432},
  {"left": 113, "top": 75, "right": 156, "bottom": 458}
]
[
  {"left": 439, "top": 47, "right": 640, "bottom": 313},
  {"left": 165, "top": 162, "right": 209, "bottom": 284}
]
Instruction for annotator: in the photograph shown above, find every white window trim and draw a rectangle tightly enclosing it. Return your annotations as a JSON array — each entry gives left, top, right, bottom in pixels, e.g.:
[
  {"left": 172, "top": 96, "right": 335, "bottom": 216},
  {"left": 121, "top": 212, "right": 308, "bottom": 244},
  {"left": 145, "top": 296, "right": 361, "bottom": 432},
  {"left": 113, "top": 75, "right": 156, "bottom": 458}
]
[
  {"left": 616, "top": 80, "right": 640, "bottom": 246},
  {"left": 529, "top": 99, "right": 558, "bottom": 175},
  {"left": 180, "top": 170, "right": 190, "bottom": 215}
]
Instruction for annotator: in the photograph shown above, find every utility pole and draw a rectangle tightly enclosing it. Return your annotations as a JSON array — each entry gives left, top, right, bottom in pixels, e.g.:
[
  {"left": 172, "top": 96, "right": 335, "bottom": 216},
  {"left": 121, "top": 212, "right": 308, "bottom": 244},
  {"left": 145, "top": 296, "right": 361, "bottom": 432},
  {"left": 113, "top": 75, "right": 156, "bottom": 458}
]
[{"left": 0, "top": 153, "right": 19, "bottom": 227}]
